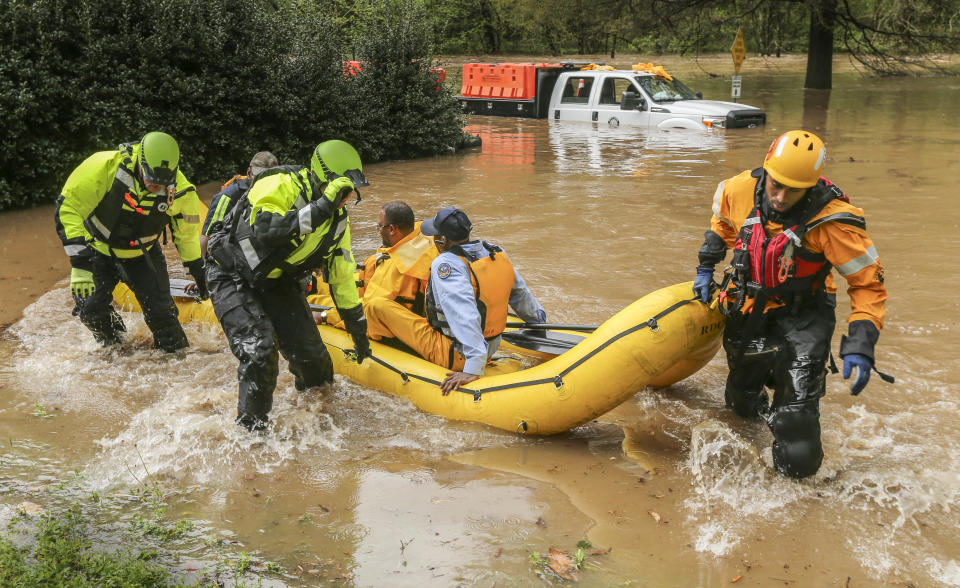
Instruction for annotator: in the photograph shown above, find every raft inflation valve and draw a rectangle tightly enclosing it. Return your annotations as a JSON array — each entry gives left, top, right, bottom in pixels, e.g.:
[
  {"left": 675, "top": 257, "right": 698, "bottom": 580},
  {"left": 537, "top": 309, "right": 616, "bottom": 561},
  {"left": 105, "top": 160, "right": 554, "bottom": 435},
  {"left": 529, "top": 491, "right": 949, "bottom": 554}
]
[
  {"left": 517, "top": 421, "right": 529, "bottom": 434},
  {"left": 399, "top": 372, "right": 410, "bottom": 384},
  {"left": 553, "top": 375, "right": 564, "bottom": 389},
  {"left": 646, "top": 318, "right": 661, "bottom": 332}
]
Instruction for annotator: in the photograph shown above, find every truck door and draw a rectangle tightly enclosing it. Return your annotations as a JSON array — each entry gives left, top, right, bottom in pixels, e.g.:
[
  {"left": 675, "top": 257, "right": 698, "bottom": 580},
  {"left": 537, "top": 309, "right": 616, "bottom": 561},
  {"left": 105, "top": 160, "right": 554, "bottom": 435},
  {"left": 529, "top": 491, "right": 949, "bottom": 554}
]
[
  {"left": 593, "top": 75, "right": 649, "bottom": 127},
  {"left": 552, "top": 74, "right": 597, "bottom": 122}
]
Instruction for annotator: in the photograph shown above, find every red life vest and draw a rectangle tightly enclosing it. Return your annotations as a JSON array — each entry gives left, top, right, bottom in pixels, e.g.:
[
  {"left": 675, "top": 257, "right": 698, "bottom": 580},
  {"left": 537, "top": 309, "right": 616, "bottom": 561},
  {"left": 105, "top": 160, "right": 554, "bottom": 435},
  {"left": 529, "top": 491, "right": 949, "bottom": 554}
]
[{"left": 729, "top": 175, "right": 862, "bottom": 309}]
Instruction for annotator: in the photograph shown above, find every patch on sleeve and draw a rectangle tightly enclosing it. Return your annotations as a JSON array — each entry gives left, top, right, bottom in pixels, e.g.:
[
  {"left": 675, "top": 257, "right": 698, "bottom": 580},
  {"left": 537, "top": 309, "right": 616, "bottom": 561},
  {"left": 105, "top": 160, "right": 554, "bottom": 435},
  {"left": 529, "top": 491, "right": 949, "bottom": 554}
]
[{"left": 437, "top": 263, "right": 452, "bottom": 279}]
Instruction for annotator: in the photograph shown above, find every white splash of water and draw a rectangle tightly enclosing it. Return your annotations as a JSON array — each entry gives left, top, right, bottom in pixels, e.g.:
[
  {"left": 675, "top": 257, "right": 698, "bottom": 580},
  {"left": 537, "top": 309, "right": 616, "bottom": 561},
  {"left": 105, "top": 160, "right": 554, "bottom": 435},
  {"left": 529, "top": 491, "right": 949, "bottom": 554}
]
[
  {"left": 692, "top": 520, "right": 741, "bottom": 557},
  {"left": 684, "top": 419, "right": 808, "bottom": 556},
  {"left": 926, "top": 558, "right": 960, "bottom": 587},
  {"left": 85, "top": 381, "right": 347, "bottom": 489}
]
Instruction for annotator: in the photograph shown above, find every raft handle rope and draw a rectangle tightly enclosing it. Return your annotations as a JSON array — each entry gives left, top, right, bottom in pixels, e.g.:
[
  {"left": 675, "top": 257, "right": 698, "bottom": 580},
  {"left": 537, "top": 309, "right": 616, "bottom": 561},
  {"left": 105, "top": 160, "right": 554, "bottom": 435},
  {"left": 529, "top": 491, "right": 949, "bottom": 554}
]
[{"left": 330, "top": 297, "right": 696, "bottom": 399}]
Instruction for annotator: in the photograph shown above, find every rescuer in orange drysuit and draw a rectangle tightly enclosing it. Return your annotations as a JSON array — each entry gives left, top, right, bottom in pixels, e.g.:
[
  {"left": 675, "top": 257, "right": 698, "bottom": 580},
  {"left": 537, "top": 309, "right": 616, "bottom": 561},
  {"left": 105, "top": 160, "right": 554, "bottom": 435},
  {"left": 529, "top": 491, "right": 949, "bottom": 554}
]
[{"left": 692, "top": 129, "right": 891, "bottom": 479}]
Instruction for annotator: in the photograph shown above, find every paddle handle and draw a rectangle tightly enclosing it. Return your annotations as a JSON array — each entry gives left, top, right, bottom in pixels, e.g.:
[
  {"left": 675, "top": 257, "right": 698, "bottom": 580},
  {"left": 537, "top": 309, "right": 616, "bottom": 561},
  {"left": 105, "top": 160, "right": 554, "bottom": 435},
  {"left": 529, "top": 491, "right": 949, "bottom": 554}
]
[{"left": 505, "top": 322, "right": 598, "bottom": 333}]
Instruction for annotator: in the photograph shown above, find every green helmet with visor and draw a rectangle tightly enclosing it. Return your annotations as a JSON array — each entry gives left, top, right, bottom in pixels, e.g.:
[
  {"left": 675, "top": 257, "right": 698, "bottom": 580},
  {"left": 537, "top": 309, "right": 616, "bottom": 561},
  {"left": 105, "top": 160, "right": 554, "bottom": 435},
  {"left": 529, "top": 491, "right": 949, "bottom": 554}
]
[
  {"left": 310, "top": 140, "right": 369, "bottom": 195},
  {"left": 139, "top": 132, "right": 180, "bottom": 186}
]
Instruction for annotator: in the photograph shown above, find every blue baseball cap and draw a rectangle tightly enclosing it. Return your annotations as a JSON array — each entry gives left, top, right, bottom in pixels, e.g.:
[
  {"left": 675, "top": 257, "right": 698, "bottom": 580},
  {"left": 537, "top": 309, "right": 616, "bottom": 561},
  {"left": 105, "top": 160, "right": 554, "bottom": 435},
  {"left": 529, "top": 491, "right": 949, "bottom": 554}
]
[{"left": 421, "top": 206, "right": 472, "bottom": 241}]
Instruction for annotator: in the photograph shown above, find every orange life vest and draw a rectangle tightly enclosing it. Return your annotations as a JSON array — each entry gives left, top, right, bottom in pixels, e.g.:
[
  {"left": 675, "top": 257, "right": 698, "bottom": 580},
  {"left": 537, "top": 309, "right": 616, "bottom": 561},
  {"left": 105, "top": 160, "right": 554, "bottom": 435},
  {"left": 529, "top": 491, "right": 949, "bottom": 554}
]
[{"left": 426, "top": 241, "right": 514, "bottom": 339}]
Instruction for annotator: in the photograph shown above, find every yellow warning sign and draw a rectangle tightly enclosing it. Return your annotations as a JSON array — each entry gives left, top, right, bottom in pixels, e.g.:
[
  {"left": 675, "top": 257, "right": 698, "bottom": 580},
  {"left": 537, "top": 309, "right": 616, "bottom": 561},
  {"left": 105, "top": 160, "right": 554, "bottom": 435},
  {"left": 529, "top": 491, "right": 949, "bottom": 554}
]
[{"left": 731, "top": 27, "right": 746, "bottom": 74}]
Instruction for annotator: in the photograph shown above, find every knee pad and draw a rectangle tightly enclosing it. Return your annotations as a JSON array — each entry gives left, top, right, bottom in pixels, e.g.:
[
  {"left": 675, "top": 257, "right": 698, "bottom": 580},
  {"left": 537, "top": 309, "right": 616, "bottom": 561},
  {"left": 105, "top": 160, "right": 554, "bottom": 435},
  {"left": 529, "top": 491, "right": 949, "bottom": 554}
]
[{"left": 768, "top": 401, "right": 823, "bottom": 479}]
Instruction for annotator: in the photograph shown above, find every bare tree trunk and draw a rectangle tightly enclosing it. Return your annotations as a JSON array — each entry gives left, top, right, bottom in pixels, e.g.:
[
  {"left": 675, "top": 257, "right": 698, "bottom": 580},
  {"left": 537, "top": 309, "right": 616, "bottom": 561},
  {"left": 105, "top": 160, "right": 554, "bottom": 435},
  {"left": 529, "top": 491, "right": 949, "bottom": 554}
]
[
  {"left": 478, "top": 0, "right": 500, "bottom": 53},
  {"left": 802, "top": 88, "right": 831, "bottom": 132},
  {"left": 804, "top": 0, "right": 836, "bottom": 89}
]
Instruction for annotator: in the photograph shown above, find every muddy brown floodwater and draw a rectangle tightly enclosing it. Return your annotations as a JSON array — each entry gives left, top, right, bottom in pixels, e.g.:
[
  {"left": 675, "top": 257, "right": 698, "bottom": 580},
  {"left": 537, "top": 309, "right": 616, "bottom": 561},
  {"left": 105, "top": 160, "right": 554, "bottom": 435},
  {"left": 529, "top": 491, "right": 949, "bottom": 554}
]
[{"left": 2, "top": 55, "right": 960, "bottom": 586}]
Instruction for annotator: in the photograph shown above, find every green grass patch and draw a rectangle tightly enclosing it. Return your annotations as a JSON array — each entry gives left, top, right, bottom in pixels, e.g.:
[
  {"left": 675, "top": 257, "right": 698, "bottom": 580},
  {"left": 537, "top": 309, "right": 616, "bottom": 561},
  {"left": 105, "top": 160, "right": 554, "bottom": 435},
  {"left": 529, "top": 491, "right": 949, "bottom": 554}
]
[{"left": 0, "top": 504, "right": 173, "bottom": 586}]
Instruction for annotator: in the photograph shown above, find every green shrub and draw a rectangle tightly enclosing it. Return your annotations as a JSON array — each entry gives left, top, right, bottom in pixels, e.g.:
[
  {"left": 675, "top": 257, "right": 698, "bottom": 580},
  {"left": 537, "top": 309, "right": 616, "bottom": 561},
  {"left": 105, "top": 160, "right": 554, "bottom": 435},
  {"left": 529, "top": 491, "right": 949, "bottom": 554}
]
[{"left": 0, "top": 0, "right": 463, "bottom": 211}]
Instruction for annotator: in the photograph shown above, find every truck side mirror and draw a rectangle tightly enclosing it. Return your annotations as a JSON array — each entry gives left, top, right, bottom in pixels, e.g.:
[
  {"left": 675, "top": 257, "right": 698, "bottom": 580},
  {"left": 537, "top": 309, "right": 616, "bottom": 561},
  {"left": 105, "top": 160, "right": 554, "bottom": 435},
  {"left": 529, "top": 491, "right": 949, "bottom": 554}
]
[
  {"left": 621, "top": 91, "right": 646, "bottom": 111},
  {"left": 695, "top": 91, "right": 703, "bottom": 99}
]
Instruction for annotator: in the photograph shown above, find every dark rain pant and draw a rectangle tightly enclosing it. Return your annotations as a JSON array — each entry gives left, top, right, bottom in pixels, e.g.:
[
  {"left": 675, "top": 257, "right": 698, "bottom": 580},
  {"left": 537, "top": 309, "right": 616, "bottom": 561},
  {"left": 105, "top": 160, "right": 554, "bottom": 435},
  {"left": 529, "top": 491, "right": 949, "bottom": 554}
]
[
  {"left": 206, "top": 261, "right": 334, "bottom": 431},
  {"left": 722, "top": 294, "right": 837, "bottom": 479},
  {"left": 74, "top": 246, "right": 187, "bottom": 352}
]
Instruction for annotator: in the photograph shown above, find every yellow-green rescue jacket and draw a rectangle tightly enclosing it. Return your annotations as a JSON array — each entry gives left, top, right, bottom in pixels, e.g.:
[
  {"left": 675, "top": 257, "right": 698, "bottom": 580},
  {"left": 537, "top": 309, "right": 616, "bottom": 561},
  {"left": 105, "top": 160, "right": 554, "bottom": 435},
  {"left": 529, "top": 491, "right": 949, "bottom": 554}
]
[
  {"left": 209, "top": 167, "right": 360, "bottom": 310},
  {"left": 55, "top": 144, "right": 203, "bottom": 270}
]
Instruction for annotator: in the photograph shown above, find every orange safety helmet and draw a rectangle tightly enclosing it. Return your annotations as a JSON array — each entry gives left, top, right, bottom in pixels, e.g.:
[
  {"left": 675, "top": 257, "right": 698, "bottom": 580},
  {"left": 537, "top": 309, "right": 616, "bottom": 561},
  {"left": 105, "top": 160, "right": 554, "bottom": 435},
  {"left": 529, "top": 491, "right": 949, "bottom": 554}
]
[{"left": 763, "top": 130, "right": 826, "bottom": 188}]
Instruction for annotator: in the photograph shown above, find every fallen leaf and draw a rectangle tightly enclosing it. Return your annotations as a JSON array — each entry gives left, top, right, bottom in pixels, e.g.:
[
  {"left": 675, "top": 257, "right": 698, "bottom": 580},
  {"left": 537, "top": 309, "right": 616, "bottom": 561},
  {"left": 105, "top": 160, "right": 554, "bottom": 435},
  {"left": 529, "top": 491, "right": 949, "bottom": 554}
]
[
  {"left": 535, "top": 516, "right": 546, "bottom": 527},
  {"left": 648, "top": 510, "right": 661, "bottom": 524},
  {"left": 649, "top": 493, "right": 665, "bottom": 498},
  {"left": 494, "top": 547, "right": 502, "bottom": 557},
  {"left": 243, "top": 473, "right": 256, "bottom": 480},
  {"left": 731, "top": 575, "right": 743, "bottom": 583},
  {"left": 318, "top": 504, "right": 330, "bottom": 513},
  {"left": 547, "top": 548, "right": 579, "bottom": 581},
  {"left": 591, "top": 547, "right": 612, "bottom": 556}
]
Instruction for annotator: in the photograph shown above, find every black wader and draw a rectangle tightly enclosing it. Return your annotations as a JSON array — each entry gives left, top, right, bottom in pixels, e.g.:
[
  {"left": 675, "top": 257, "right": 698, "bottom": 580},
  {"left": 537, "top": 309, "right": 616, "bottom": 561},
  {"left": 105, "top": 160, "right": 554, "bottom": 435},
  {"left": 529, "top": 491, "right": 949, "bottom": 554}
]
[
  {"left": 722, "top": 294, "right": 837, "bottom": 479},
  {"left": 74, "top": 245, "right": 187, "bottom": 352},
  {"left": 206, "top": 261, "right": 334, "bottom": 431}
]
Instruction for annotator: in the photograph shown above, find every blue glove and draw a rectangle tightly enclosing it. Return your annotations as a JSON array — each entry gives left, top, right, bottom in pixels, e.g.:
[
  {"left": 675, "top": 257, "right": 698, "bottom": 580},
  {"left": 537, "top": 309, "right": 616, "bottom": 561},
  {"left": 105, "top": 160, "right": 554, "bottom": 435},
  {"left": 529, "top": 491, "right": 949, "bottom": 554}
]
[
  {"left": 692, "top": 265, "right": 714, "bottom": 303},
  {"left": 536, "top": 309, "right": 546, "bottom": 323},
  {"left": 842, "top": 353, "right": 872, "bottom": 396}
]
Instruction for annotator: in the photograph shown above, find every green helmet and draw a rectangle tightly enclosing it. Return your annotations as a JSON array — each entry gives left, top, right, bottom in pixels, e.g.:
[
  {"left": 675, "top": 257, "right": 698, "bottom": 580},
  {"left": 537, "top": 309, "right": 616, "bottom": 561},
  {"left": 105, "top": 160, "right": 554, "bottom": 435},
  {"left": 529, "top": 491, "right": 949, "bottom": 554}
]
[
  {"left": 310, "top": 140, "right": 368, "bottom": 188},
  {"left": 139, "top": 131, "right": 180, "bottom": 186}
]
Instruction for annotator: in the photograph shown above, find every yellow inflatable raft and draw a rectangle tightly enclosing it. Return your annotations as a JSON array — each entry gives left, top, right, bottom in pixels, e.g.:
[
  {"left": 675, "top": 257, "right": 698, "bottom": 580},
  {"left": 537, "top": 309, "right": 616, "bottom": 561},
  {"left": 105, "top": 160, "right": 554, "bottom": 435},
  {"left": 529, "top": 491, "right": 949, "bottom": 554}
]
[{"left": 113, "top": 282, "right": 723, "bottom": 435}]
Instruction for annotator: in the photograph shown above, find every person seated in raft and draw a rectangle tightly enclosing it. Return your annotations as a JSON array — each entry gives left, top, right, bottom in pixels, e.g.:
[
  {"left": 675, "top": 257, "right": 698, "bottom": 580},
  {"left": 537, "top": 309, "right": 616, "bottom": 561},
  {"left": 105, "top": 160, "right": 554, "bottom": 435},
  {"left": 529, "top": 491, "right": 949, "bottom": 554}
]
[
  {"left": 364, "top": 206, "right": 547, "bottom": 395},
  {"left": 308, "top": 200, "right": 437, "bottom": 328}
]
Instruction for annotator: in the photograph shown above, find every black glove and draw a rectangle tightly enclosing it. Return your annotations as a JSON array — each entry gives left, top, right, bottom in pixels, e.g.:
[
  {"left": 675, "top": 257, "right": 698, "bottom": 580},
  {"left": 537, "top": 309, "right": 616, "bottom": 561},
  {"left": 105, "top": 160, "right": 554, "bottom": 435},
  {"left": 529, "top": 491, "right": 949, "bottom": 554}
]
[
  {"left": 185, "top": 259, "right": 208, "bottom": 299},
  {"left": 339, "top": 304, "right": 371, "bottom": 364}
]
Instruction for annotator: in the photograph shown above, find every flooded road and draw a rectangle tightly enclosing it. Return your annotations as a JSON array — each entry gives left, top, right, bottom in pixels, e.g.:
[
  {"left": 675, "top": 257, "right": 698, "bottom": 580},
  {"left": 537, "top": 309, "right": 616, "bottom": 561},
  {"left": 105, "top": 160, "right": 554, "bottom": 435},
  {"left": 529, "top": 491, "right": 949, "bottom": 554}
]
[{"left": 2, "top": 56, "right": 960, "bottom": 586}]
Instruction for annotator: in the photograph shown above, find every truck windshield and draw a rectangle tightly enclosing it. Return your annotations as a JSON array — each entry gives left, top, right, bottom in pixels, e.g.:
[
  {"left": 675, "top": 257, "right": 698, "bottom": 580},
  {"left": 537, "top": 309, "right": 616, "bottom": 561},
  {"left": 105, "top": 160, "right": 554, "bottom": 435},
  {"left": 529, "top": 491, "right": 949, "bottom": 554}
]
[{"left": 634, "top": 76, "right": 698, "bottom": 103}]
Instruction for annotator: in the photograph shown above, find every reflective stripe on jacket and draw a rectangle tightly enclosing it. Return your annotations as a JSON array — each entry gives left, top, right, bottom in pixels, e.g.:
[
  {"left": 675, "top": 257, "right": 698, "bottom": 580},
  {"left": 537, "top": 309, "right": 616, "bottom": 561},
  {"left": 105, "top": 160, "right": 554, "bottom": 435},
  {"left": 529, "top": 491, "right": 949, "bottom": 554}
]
[
  {"left": 55, "top": 146, "right": 203, "bottom": 266},
  {"left": 218, "top": 168, "right": 360, "bottom": 310},
  {"left": 709, "top": 168, "right": 886, "bottom": 328}
]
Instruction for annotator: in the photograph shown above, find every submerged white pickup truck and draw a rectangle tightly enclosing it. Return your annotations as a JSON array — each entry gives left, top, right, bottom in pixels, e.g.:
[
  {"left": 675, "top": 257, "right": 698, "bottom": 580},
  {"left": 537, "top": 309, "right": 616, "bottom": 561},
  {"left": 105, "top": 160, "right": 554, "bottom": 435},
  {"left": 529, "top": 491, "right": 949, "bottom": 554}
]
[{"left": 458, "top": 63, "right": 766, "bottom": 129}]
